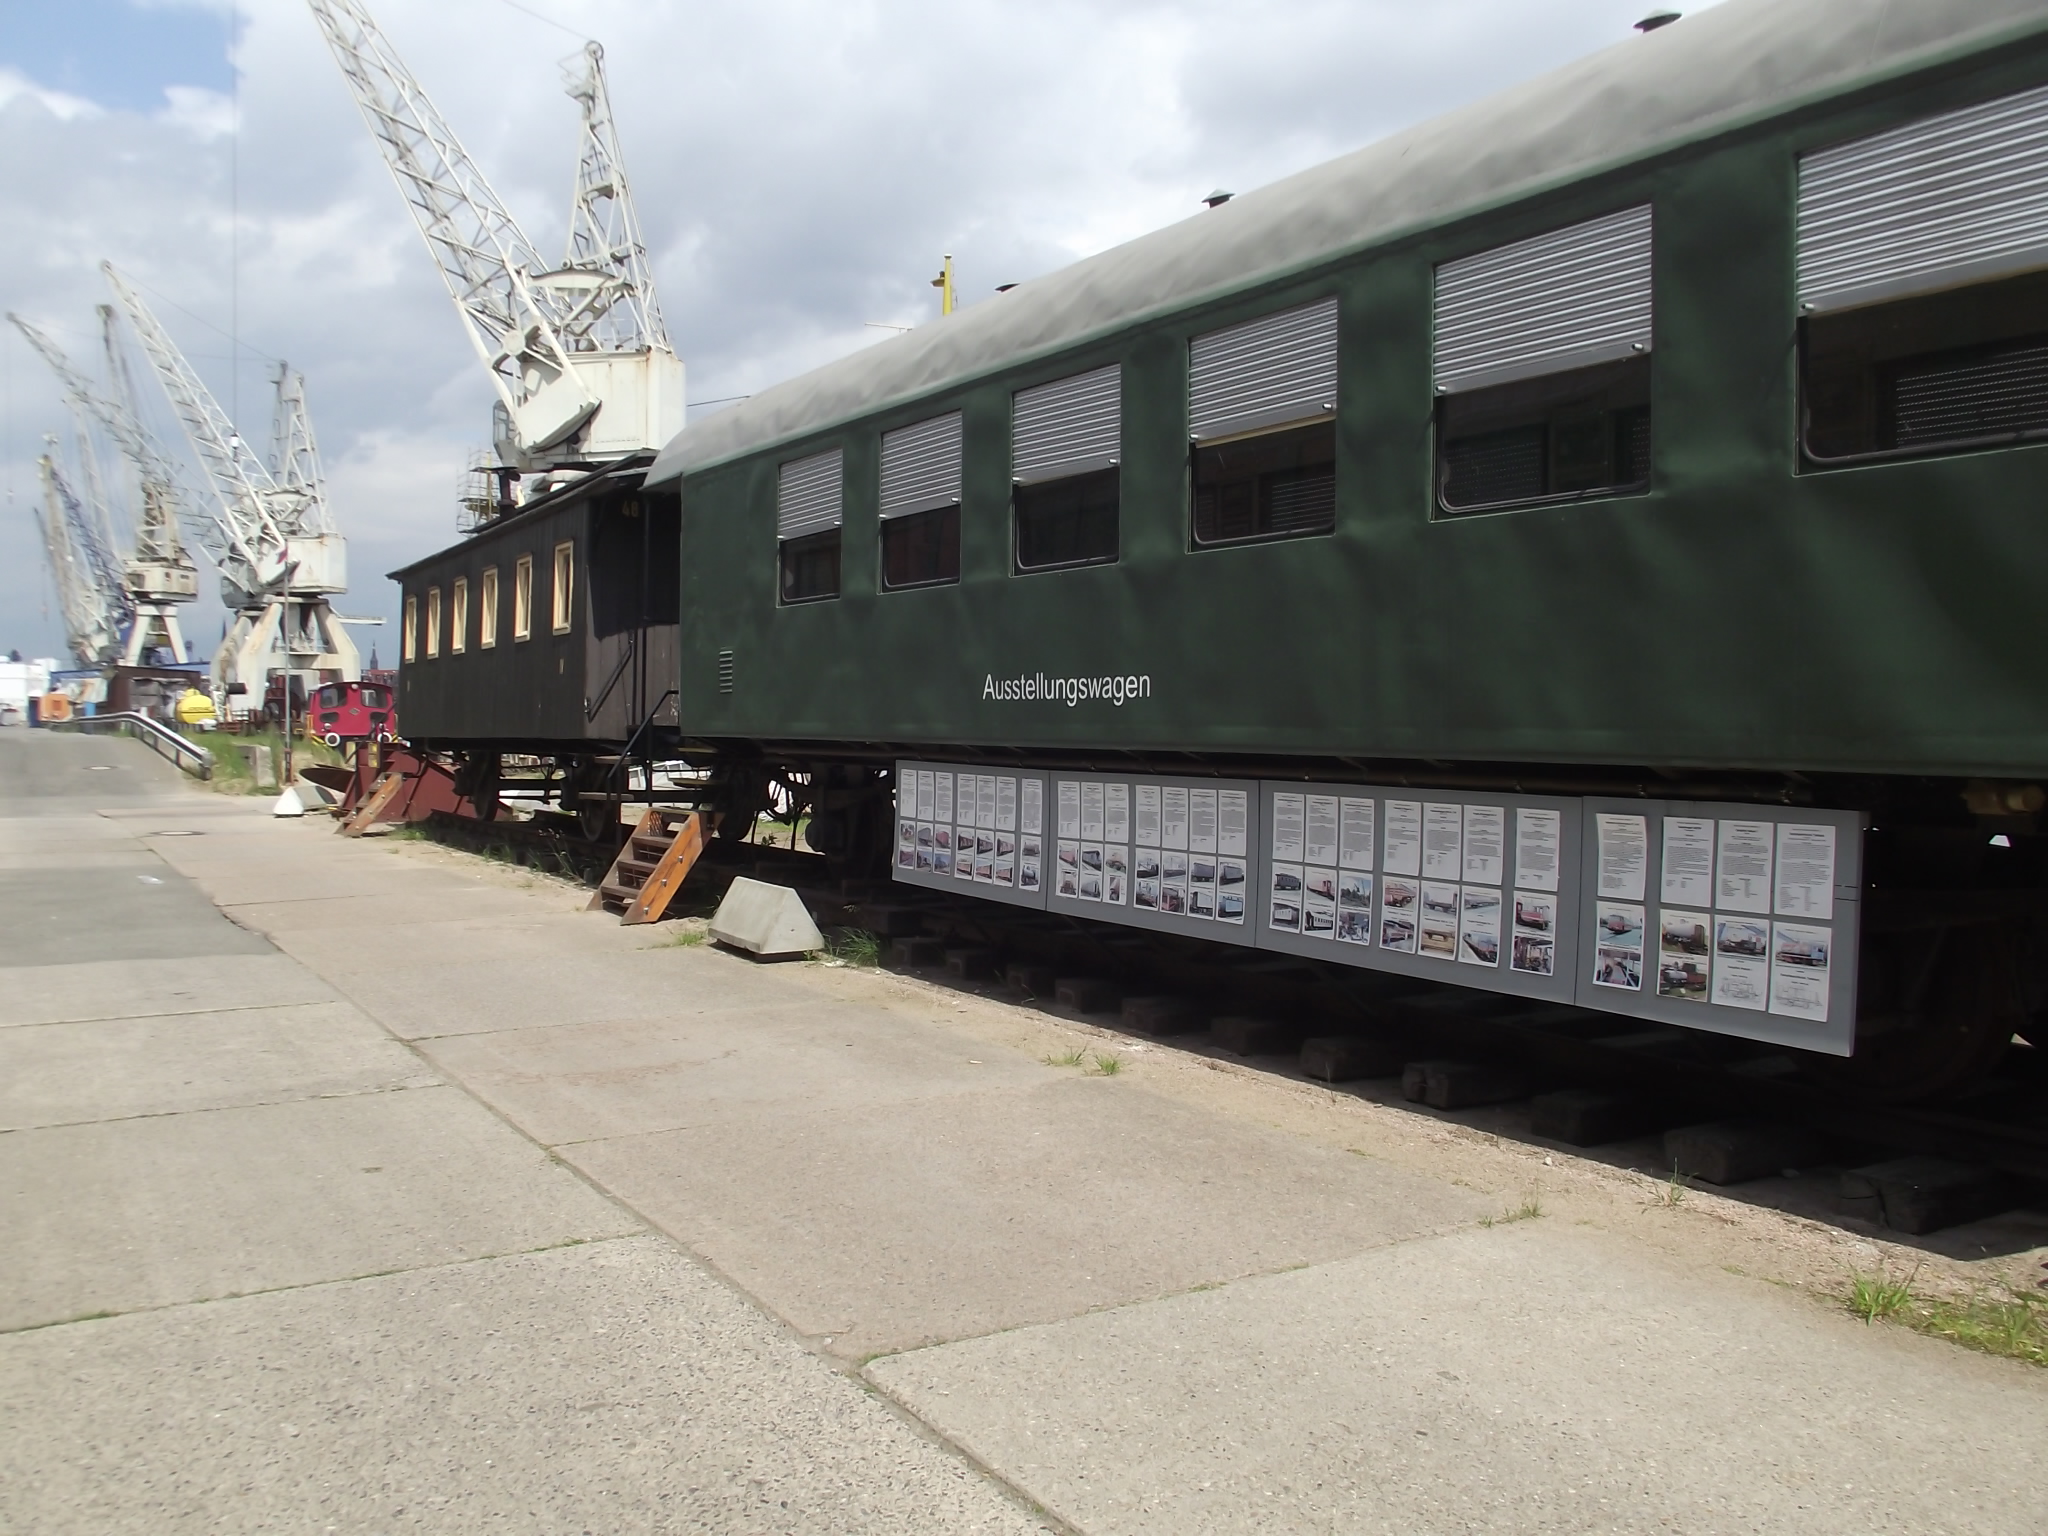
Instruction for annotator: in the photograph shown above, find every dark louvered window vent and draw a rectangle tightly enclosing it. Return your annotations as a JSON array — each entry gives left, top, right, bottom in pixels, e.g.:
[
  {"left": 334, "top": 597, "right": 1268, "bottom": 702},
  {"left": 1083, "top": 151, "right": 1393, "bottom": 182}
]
[{"left": 717, "top": 650, "right": 735, "bottom": 694}]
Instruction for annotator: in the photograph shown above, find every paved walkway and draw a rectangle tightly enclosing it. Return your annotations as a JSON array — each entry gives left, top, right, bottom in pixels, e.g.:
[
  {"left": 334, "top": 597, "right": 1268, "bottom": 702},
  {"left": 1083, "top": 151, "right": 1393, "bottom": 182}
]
[{"left": 3, "top": 729, "right": 2045, "bottom": 1534}]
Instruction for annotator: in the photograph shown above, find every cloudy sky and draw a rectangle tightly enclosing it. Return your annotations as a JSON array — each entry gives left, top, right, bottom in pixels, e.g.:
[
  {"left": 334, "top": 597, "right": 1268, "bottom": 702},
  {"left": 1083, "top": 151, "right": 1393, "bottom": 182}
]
[{"left": 0, "top": 0, "right": 1709, "bottom": 663}]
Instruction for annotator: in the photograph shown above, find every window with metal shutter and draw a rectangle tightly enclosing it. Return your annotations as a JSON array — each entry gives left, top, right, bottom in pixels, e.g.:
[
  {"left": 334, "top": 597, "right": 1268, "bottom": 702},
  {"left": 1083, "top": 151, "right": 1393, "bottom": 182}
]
[
  {"left": 1433, "top": 205, "right": 1653, "bottom": 395},
  {"left": 879, "top": 412, "right": 963, "bottom": 519},
  {"left": 1798, "top": 83, "right": 2048, "bottom": 314},
  {"left": 1188, "top": 298, "right": 1337, "bottom": 441},
  {"left": 1013, "top": 365, "right": 1120, "bottom": 483},
  {"left": 777, "top": 448, "right": 843, "bottom": 540}
]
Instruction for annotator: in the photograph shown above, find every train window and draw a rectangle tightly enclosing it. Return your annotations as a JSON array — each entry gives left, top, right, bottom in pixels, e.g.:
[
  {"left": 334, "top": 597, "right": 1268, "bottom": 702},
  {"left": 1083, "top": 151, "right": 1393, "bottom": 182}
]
[
  {"left": 1013, "top": 366, "right": 1120, "bottom": 571},
  {"left": 1192, "top": 423, "right": 1335, "bottom": 544},
  {"left": 880, "top": 506, "right": 960, "bottom": 589},
  {"left": 450, "top": 576, "right": 468, "bottom": 653},
  {"left": 1188, "top": 301, "right": 1337, "bottom": 547},
  {"left": 551, "top": 542, "right": 574, "bottom": 634},
  {"left": 424, "top": 586, "right": 442, "bottom": 658},
  {"left": 879, "top": 413, "right": 963, "bottom": 590},
  {"left": 780, "top": 529, "right": 842, "bottom": 601},
  {"left": 1437, "top": 358, "right": 1651, "bottom": 511},
  {"left": 1433, "top": 206, "right": 1653, "bottom": 515},
  {"left": 479, "top": 566, "right": 499, "bottom": 648},
  {"left": 513, "top": 555, "right": 533, "bottom": 641},
  {"left": 319, "top": 684, "right": 342, "bottom": 709},
  {"left": 777, "top": 447, "right": 843, "bottom": 603},
  {"left": 1016, "top": 469, "right": 1120, "bottom": 569},
  {"left": 402, "top": 594, "right": 417, "bottom": 662},
  {"left": 1797, "top": 84, "right": 2048, "bottom": 466}
]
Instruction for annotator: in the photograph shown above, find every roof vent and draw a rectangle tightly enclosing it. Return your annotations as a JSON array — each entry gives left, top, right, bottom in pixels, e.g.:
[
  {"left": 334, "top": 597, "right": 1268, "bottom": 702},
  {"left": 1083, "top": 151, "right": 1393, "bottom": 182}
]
[
  {"left": 1635, "top": 9, "right": 1680, "bottom": 30},
  {"left": 1202, "top": 189, "right": 1234, "bottom": 208}
]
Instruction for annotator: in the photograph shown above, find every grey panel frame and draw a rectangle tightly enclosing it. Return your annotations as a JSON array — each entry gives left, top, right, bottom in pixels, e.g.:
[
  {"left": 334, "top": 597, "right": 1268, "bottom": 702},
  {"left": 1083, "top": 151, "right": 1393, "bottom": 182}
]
[
  {"left": 1433, "top": 205, "right": 1654, "bottom": 395},
  {"left": 879, "top": 413, "right": 964, "bottom": 520},
  {"left": 1798, "top": 79, "right": 2048, "bottom": 314},
  {"left": 892, "top": 759, "right": 1049, "bottom": 910},
  {"left": 1573, "top": 798, "right": 1863, "bottom": 1056},
  {"left": 1043, "top": 771, "right": 1261, "bottom": 947},
  {"left": 776, "top": 447, "right": 844, "bottom": 539},
  {"left": 1188, "top": 298, "right": 1339, "bottom": 443},
  {"left": 1251, "top": 781, "right": 1583, "bottom": 1004},
  {"left": 1012, "top": 365, "right": 1121, "bottom": 485}
]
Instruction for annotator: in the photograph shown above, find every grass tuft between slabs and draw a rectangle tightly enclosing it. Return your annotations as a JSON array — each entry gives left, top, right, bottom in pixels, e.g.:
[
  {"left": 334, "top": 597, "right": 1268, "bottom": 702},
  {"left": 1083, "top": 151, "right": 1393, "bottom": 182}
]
[
  {"left": 1846, "top": 1269, "right": 2048, "bottom": 1367},
  {"left": 820, "top": 928, "right": 882, "bottom": 968}
]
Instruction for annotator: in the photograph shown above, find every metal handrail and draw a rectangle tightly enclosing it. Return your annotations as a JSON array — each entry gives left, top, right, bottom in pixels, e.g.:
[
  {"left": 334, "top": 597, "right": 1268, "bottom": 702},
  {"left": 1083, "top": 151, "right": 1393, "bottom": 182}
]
[{"left": 51, "top": 711, "right": 214, "bottom": 780}]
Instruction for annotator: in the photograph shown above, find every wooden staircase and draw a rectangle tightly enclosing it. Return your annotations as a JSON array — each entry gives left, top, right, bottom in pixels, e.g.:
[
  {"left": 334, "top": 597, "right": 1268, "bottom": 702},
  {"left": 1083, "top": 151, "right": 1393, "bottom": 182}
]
[{"left": 590, "top": 808, "right": 706, "bottom": 923}]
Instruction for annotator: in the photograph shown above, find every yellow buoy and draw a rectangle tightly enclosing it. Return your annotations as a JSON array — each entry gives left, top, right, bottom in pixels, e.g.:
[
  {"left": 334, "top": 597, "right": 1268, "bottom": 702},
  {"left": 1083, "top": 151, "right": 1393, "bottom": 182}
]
[{"left": 174, "top": 688, "right": 217, "bottom": 727}]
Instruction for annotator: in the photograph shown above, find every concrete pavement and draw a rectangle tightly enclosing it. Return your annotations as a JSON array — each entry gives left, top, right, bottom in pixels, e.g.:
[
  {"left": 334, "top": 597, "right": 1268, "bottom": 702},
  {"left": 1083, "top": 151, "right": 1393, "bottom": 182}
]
[{"left": 3, "top": 726, "right": 2046, "bottom": 1533}]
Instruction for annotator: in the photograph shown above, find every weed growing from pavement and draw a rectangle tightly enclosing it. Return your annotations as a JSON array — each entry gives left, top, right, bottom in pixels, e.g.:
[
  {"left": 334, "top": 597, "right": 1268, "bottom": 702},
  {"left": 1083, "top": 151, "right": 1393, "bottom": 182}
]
[
  {"left": 824, "top": 929, "right": 882, "bottom": 968},
  {"left": 1044, "top": 1048, "right": 1088, "bottom": 1068},
  {"left": 659, "top": 925, "right": 707, "bottom": 948},
  {"left": 1653, "top": 1164, "right": 1689, "bottom": 1208},
  {"left": 1090, "top": 1052, "right": 1124, "bottom": 1076},
  {"left": 1845, "top": 1270, "right": 2048, "bottom": 1367},
  {"left": 1850, "top": 1268, "right": 1917, "bottom": 1323},
  {"left": 1480, "top": 1195, "right": 1544, "bottom": 1228}
]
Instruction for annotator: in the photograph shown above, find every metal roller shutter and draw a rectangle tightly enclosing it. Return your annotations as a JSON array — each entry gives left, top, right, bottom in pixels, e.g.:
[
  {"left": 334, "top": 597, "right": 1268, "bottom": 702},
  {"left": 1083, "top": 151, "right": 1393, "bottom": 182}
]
[
  {"left": 879, "top": 411, "right": 963, "bottom": 519},
  {"left": 1798, "top": 83, "right": 2048, "bottom": 314},
  {"left": 1188, "top": 298, "right": 1337, "bottom": 442},
  {"left": 1433, "top": 205, "right": 1653, "bottom": 395},
  {"left": 776, "top": 447, "right": 843, "bottom": 540},
  {"left": 1012, "top": 365, "right": 1120, "bottom": 483}
]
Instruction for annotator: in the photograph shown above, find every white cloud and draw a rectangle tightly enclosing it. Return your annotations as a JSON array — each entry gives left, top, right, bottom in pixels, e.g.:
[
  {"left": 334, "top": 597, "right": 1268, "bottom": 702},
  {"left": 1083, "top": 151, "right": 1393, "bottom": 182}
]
[
  {"left": 1, "top": 0, "right": 1716, "bottom": 658},
  {"left": 0, "top": 67, "right": 104, "bottom": 124}
]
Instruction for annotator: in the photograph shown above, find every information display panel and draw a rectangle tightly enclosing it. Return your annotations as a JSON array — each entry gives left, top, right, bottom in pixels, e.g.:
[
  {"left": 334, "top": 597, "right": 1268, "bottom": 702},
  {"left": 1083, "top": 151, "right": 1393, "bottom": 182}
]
[
  {"left": 1575, "top": 799, "right": 1863, "bottom": 1056},
  {"left": 1252, "top": 781, "right": 1583, "bottom": 1004},
  {"left": 891, "top": 760, "right": 1049, "bottom": 910},
  {"left": 1044, "top": 771, "right": 1261, "bottom": 947}
]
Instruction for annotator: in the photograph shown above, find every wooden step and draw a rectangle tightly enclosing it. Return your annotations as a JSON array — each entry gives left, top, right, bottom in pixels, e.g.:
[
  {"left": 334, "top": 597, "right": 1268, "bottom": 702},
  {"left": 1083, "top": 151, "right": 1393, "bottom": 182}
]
[{"left": 587, "top": 808, "right": 706, "bottom": 924}]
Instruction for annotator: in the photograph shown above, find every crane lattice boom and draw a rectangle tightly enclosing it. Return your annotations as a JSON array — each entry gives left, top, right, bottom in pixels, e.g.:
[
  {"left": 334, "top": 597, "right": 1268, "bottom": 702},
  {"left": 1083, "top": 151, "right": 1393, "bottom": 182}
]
[{"left": 307, "top": 0, "right": 681, "bottom": 468}]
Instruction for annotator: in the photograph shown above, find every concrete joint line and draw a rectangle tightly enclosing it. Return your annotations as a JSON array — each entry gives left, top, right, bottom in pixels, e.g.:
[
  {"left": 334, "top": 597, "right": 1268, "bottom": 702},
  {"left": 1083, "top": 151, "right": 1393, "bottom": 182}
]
[
  {"left": 0, "top": 1233, "right": 645, "bottom": 1338},
  {"left": 0, "top": 1079, "right": 443, "bottom": 1138},
  {"left": 0, "top": 997, "right": 346, "bottom": 1031}
]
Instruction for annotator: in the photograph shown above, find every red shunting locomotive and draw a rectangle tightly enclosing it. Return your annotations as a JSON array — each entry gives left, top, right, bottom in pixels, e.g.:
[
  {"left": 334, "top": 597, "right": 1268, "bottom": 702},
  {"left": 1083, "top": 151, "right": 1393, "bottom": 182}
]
[{"left": 312, "top": 680, "right": 398, "bottom": 747}]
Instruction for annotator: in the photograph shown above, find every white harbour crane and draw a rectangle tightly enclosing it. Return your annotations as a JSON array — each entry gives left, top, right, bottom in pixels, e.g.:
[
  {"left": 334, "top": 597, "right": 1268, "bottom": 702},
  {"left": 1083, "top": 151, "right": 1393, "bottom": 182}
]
[
  {"left": 101, "top": 263, "right": 361, "bottom": 714},
  {"left": 35, "top": 431, "right": 129, "bottom": 666},
  {"left": 8, "top": 308, "right": 199, "bottom": 665},
  {"left": 307, "top": 0, "right": 681, "bottom": 488}
]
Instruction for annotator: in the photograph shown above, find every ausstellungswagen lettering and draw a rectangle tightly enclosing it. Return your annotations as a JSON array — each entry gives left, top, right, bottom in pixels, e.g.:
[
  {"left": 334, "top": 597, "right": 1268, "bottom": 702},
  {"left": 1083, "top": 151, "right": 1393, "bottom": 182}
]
[{"left": 982, "top": 671, "right": 1152, "bottom": 707}]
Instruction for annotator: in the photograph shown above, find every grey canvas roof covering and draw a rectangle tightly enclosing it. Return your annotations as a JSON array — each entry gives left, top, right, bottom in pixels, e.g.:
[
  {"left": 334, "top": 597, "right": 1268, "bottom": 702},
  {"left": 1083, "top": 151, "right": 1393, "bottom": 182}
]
[{"left": 648, "top": 0, "right": 2048, "bottom": 488}]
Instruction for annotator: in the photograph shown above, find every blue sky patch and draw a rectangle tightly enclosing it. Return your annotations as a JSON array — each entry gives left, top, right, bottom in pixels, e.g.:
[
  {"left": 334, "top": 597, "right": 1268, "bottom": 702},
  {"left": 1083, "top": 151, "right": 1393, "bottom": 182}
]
[{"left": 2, "top": 0, "right": 235, "bottom": 111}]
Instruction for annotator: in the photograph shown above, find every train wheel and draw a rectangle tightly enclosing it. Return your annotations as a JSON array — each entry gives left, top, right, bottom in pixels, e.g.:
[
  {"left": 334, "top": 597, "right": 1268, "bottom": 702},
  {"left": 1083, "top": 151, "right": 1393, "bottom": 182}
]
[
  {"left": 559, "top": 758, "right": 616, "bottom": 842},
  {"left": 709, "top": 762, "right": 771, "bottom": 840},
  {"left": 454, "top": 752, "right": 501, "bottom": 823},
  {"left": 1810, "top": 923, "right": 2021, "bottom": 1103}
]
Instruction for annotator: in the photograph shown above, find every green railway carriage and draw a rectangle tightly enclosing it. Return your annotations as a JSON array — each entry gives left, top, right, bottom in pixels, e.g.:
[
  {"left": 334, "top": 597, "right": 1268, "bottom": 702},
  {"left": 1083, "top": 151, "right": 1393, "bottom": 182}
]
[
  {"left": 636, "top": 0, "right": 2048, "bottom": 1091},
  {"left": 652, "top": 0, "right": 2048, "bottom": 787}
]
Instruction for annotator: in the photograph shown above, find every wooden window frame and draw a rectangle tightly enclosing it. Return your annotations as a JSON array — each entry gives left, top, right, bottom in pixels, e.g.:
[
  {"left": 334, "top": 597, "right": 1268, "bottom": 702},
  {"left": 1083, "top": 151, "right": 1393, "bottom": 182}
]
[
  {"left": 479, "top": 566, "right": 499, "bottom": 648},
  {"left": 402, "top": 594, "right": 417, "bottom": 662},
  {"left": 513, "top": 555, "right": 534, "bottom": 642},
  {"left": 424, "top": 586, "right": 442, "bottom": 659},
  {"left": 551, "top": 541, "right": 575, "bottom": 635},
  {"left": 450, "top": 576, "right": 468, "bottom": 653}
]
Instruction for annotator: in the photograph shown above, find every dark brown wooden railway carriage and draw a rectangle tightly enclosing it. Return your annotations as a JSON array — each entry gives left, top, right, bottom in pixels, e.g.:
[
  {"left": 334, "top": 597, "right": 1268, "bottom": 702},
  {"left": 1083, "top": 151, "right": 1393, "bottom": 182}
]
[{"left": 390, "top": 451, "right": 680, "bottom": 824}]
